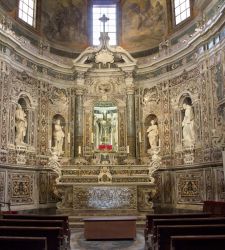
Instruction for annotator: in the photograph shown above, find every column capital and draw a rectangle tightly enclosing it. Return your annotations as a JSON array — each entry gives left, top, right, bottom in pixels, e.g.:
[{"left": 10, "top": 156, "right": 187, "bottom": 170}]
[
  {"left": 75, "top": 87, "right": 85, "bottom": 96},
  {"left": 126, "top": 85, "right": 135, "bottom": 95}
]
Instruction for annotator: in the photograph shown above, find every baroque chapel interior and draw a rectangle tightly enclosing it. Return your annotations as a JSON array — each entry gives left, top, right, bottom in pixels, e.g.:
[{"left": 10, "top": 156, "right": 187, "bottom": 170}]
[{"left": 0, "top": 0, "right": 225, "bottom": 249}]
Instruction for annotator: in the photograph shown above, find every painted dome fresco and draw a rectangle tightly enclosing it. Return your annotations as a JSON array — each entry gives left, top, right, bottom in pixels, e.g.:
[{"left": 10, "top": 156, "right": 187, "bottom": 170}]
[{"left": 0, "top": 0, "right": 210, "bottom": 55}]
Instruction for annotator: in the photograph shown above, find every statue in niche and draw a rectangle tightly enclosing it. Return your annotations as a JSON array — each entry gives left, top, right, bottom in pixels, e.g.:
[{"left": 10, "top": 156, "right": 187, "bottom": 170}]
[
  {"left": 15, "top": 104, "right": 27, "bottom": 145},
  {"left": 182, "top": 103, "right": 195, "bottom": 146},
  {"left": 147, "top": 119, "right": 159, "bottom": 149},
  {"left": 53, "top": 119, "right": 65, "bottom": 156}
]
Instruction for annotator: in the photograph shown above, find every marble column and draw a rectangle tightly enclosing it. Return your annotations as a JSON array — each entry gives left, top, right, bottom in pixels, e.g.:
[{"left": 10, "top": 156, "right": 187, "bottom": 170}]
[
  {"left": 126, "top": 81, "right": 136, "bottom": 158},
  {"left": 74, "top": 88, "right": 84, "bottom": 157}
]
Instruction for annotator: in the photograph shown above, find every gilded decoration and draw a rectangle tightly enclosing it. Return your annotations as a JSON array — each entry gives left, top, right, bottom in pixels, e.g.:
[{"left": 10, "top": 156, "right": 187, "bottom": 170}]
[
  {"left": 73, "top": 186, "right": 137, "bottom": 210},
  {"left": 8, "top": 172, "right": 34, "bottom": 205}
]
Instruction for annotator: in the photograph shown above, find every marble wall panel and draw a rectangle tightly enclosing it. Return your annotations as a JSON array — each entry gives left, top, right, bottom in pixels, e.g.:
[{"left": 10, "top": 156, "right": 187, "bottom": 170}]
[
  {"left": 215, "top": 168, "right": 225, "bottom": 201},
  {"left": 39, "top": 172, "right": 48, "bottom": 204},
  {"left": 47, "top": 172, "right": 58, "bottom": 203},
  {"left": 0, "top": 170, "right": 5, "bottom": 204},
  {"left": 176, "top": 171, "right": 204, "bottom": 204},
  {"left": 8, "top": 172, "right": 34, "bottom": 205}
]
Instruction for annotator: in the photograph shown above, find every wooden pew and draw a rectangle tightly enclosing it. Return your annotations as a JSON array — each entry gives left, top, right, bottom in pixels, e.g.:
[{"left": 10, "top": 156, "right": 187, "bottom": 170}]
[
  {"left": 0, "top": 226, "right": 63, "bottom": 250},
  {"left": 152, "top": 217, "right": 225, "bottom": 244},
  {"left": 203, "top": 201, "right": 225, "bottom": 216},
  {"left": 157, "top": 224, "right": 225, "bottom": 250},
  {"left": 170, "top": 235, "right": 225, "bottom": 250},
  {"left": 0, "top": 236, "right": 47, "bottom": 250},
  {"left": 144, "top": 213, "right": 211, "bottom": 240},
  {"left": 2, "top": 214, "right": 70, "bottom": 243}
]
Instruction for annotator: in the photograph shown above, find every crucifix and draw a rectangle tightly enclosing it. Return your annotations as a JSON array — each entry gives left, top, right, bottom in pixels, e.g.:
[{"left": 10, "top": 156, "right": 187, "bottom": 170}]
[{"left": 99, "top": 14, "right": 109, "bottom": 33}]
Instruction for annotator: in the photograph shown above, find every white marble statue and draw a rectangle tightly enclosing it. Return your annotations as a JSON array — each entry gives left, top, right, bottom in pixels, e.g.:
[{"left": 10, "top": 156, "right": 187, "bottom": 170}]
[
  {"left": 147, "top": 119, "right": 159, "bottom": 149},
  {"left": 53, "top": 119, "right": 65, "bottom": 156},
  {"left": 182, "top": 103, "right": 195, "bottom": 146},
  {"left": 15, "top": 104, "right": 27, "bottom": 145}
]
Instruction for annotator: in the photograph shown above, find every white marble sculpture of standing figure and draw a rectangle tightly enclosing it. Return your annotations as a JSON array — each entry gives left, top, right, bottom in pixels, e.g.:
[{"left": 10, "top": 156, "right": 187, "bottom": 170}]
[
  {"left": 15, "top": 104, "right": 27, "bottom": 145},
  {"left": 53, "top": 119, "right": 65, "bottom": 156},
  {"left": 182, "top": 103, "right": 195, "bottom": 146},
  {"left": 147, "top": 119, "right": 159, "bottom": 149}
]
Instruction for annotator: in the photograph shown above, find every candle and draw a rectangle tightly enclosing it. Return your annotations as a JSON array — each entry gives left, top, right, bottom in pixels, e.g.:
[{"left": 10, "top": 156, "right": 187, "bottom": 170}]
[
  {"left": 78, "top": 146, "right": 81, "bottom": 155},
  {"left": 91, "top": 132, "right": 94, "bottom": 143},
  {"left": 139, "top": 131, "right": 142, "bottom": 143},
  {"left": 127, "top": 145, "right": 129, "bottom": 154},
  {"left": 48, "top": 139, "right": 51, "bottom": 149},
  {"left": 68, "top": 133, "right": 70, "bottom": 144}
]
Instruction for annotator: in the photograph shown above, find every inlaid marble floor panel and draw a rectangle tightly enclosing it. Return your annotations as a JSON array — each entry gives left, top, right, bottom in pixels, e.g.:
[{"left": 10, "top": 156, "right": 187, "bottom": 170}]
[{"left": 70, "top": 228, "right": 149, "bottom": 250}]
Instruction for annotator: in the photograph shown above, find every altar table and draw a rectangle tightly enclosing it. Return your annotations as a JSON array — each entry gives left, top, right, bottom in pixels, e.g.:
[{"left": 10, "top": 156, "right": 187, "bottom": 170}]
[{"left": 83, "top": 216, "right": 137, "bottom": 240}]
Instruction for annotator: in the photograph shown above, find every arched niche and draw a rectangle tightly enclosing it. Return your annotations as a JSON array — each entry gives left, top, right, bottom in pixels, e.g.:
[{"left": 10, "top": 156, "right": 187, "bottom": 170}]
[
  {"left": 178, "top": 94, "right": 195, "bottom": 147},
  {"left": 144, "top": 114, "right": 159, "bottom": 151},
  {"left": 52, "top": 114, "right": 66, "bottom": 156},
  {"left": 14, "top": 96, "right": 31, "bottom": 145},
  {"left": 93, "top": 101, "right": 118, "bottom": 152}
]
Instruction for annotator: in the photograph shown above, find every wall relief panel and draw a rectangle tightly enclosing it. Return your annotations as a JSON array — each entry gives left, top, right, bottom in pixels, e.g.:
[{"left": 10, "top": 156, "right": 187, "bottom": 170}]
[
  {"left": 8, "top": 172, "right": 34, "bottom": 205},
  {"left": 176, "top": 171, "right": 203, "bottom": 204}
]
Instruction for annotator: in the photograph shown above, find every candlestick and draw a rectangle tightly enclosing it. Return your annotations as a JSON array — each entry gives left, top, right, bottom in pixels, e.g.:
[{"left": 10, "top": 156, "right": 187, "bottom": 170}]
[
  {"left": 78, "top": 145, "right": 81, "bottom": 155},
  {"left": 68, "top": 133, "right": 70, "bottom": 144},
  {"left": 126, "top": 145, "right": 129, "bottom": 154},
  {"left": 139, "top": 131, "right": 142, "bottom": 143},
  {"left": 91, "top": 132, "right": 94, "bottom": 144},
  {"left": 48, "top": 139, "right": 51, "bottom": 149}
]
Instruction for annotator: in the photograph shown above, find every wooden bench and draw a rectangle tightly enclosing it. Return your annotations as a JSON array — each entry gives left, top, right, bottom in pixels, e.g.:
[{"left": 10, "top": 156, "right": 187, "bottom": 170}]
[
  {"left": 83, "top": 216, "right": 137, "bottom": 240},
  {"left": 152, "top": 217, "right": 225, "bottom": 244},
  {"left": 0, "top": 226, "right": 63, "bottom": 250},
  {"left": 144, "top": 213, "right": 211, "bottom": 240},
  {"left": 203, "top": 201, "right": 225, "bottom": 216},
  {"left": 157, "top": 224, "right": 225, "bottom": 250},
  {"left": 2, "top": 214, "right": 70, "bottom": 243},
  {"left": 0, "top": 236, "right": 47, "bottom": 250},
  {"left": 170, "top": 235, "right": 225, "bottom": 250}
]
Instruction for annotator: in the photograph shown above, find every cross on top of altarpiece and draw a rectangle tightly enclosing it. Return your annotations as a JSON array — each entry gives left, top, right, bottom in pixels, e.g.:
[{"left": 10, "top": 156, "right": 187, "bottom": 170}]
[{"left": 99, "top": 14, "right": 109, "bottom": 33}]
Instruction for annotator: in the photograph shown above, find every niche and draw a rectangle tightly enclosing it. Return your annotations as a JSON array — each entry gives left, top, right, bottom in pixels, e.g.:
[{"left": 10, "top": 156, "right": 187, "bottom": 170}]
[
  {"left": 52, "top": 114, "right": 65, "bottom": 156},
  {"left": 144, "top": 114, "right": 159, "bottom": 151}
]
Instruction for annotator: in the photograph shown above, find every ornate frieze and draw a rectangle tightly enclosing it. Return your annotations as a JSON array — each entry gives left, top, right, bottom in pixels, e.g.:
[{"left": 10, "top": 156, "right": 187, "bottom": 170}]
[{"left": 73, "top": 186, "right": 137, "bottom": 210}]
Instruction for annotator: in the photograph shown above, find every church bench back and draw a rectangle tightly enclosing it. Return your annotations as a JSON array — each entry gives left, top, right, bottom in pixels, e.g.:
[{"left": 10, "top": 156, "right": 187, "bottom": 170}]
[
  {"left": 157, "top": 224, "right": 225, "bottom": 250},
  {"left": 2, "top": 214, "right": 70, "bottom": 242},
  {"left": 144, "top": 213, "right": 211, "bottom": 240},
  {"left": 0, "top": 236, "right": 47, "bottom": 250},
  {"left": 170, "top": 235, "right": 225, "bottom": 250},
  {"left": 0, "top": 226, "right": 63, "bottom": 250},
  {"left": 153, "top": 217, "right": 225, "bottom": 243},
  {"left": 203, "top": 201, "right": 225, "bottom": 216}
]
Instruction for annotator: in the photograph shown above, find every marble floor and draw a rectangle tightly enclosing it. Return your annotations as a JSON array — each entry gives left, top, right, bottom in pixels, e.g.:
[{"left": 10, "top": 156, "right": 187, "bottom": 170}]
[{"left": 70, "top": 228, "right": 149, "bottom": 250}]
